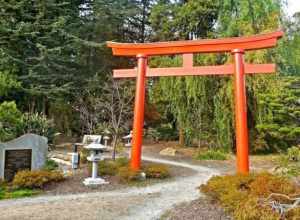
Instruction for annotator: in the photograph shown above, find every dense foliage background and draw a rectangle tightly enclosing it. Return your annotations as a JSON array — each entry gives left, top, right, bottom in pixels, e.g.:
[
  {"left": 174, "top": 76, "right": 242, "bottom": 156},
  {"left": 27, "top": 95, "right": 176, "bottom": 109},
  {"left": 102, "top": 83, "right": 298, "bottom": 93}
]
[{"left": 0, "top": 0, "right": 299, "bottom": 153}]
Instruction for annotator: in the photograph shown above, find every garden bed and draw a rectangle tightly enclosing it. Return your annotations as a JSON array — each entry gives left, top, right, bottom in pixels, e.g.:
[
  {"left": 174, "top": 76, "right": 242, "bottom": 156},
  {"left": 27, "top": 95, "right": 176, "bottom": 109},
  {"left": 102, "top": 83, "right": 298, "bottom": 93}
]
[
  {"left": 0, "top": 158, "right": 193, "bottom": 199},
  {"left": 44, "top": 160, "right": 194, "bottom": 195}
]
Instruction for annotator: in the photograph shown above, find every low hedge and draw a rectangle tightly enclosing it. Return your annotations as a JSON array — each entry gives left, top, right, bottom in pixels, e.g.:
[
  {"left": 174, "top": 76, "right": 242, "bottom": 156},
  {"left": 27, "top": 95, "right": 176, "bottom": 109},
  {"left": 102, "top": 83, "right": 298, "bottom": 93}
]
[
  {"left": 143, "top": 164, "right": 170, "bottom": 179},
  {"left": 95, "top": 158, "right": 171, "bottom": 182},
  {"left": 96, "top": 157, "right": 129, "bottom": 176},
  {"left": 12, "top": 170, "right": 64, "bottom": 189},
  {"left": 200, "top": 172, "right": 300, "bottom": 220},
  {"left": 117, "top": 166, "right": 142, "bottom": 183}
]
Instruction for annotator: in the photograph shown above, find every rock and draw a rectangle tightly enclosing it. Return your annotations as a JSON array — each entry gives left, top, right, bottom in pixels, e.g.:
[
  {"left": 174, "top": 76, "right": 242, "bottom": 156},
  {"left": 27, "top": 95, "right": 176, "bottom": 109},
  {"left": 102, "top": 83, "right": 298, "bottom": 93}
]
[
  {"left": 159, "top": 147, "right": 177, "bottom": 156},
  {"left": 271, "top": 166, "right": 289, "bottom": 175},
  {"left": 140, "top": 172, "right": 146, "bottom": 181}
]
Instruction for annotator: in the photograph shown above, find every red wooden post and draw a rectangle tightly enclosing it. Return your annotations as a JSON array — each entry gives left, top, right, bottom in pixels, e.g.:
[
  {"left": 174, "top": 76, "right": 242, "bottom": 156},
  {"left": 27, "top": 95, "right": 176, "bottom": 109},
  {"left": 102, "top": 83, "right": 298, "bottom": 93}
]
[
  {"left": 232, "top": 49, "right": 249, "bottom": 174},
  {"left": 130, "top": 54, "right": 147, "bottom": 170}
]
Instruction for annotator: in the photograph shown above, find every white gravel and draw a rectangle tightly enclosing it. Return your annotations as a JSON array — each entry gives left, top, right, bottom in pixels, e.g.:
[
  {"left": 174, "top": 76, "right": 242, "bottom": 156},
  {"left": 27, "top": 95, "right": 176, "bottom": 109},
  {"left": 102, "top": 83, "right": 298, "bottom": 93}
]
[{"left": 0, "top": 156, "right": 219, "bottom": 220}]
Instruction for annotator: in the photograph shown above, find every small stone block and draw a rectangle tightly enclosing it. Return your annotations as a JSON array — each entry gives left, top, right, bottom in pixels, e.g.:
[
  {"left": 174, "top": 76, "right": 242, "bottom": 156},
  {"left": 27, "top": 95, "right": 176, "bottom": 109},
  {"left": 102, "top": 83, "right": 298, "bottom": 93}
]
[{"left": 83, "top": 177, "right": 109, "bottom": 186}]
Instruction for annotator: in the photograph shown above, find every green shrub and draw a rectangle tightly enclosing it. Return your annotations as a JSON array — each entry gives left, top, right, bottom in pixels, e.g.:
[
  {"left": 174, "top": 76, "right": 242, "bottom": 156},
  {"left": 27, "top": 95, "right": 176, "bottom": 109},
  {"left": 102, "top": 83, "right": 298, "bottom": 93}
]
[
  {"left": 287, "top": 146, "right": 300, "bottom": 162},
  {"left": 98, "top": 160, "right": 119, "bottom": 176},
  {"left": 115, "top": 157, "right": 129, "bottom": 167},
  {"left": 194, "top": 149, "right": 227, "bottom": 160},
  {"left": 43, "top": 159, "right": 59, "bottom": 171},
  {"left": 276, "top": 147, "right": 300, "bottom": 177},
  {"left": 21, "top": 113, "right": 55, "bottom": 143},
  {"left": 0, "top": 101, "right": 55, "bottom": 142},
  {"left": 0, "top": 101, "right": 23, "bottom": 142},
  {"left": 147, "top": 124, "right": 178, "bottom": 141},
  {"left": 80, "top": 148, "right": 89, "bottom": 164},
  {"left": 143, "top": 164, "right": 170, "bottom": 179},
  {"left": 97, "top": 157, "right": 129, "bottom": 176},
  {"left": 200, "top": 173, "right": 300, "bottom": 220},
  {"left": 117, "top": 166, "right": 141, "bottom": 183},
  {"left": 0, "top": 71, "right": 20, "bottom": 97},
  {"left": 12, "top": 170, "right": 64, "bottom": 189}
]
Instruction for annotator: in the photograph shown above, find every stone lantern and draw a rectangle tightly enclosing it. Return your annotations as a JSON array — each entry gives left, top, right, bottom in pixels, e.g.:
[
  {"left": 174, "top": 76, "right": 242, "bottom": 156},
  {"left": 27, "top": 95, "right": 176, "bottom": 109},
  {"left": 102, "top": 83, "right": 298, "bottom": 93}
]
[
  {"left": 123, "top": 131, "right": 133, "bottom": 147},
  {"left": 103, "top": 136, "right": 110, "bottom": 148},
  {"left": 83, "top": 143, "right": 108, "bottom": 186}
]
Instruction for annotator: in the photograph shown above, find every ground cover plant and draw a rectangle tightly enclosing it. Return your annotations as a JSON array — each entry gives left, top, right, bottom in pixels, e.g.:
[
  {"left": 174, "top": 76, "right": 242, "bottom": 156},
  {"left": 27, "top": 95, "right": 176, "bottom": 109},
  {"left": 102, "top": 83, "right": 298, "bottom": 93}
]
[
  {"left": 95, "top": 157, "right": 171, "bottom": 183},
  {"left": 0, "top": 179, "right": 39, "bottom": 200},
  {"left": 194, "top": 149, "right": 228, "bottom": 161},
  {"left": 200, "top": 173, "right": 300, "bottom": 219}
]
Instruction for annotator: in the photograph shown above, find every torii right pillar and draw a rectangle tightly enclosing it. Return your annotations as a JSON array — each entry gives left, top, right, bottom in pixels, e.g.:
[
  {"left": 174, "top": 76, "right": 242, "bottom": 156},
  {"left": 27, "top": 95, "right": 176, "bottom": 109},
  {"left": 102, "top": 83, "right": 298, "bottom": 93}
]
[{"left": 232, "top": 49, "right": 249, "bottom": 174}]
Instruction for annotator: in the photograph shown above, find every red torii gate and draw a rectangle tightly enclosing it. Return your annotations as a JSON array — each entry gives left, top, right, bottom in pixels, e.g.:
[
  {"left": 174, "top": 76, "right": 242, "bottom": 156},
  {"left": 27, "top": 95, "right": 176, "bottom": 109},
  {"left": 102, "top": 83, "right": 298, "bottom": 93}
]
[{"left": 107, "top": 31, "right": 283, "bottom": 174}]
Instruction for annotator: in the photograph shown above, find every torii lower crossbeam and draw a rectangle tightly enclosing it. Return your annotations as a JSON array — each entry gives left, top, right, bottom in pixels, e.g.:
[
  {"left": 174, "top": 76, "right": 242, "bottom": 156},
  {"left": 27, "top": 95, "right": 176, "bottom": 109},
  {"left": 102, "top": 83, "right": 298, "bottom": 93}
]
[{"left": 107, "top": 31, "right": 283, "bottom": 174}]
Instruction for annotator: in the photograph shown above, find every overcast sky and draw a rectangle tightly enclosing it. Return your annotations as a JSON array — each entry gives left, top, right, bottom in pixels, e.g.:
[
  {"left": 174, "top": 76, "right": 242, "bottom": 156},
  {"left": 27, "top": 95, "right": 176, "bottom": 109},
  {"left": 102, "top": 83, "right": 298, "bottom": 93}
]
[{"left": 286, "top": 0, "right": 300, "bottom": 16}]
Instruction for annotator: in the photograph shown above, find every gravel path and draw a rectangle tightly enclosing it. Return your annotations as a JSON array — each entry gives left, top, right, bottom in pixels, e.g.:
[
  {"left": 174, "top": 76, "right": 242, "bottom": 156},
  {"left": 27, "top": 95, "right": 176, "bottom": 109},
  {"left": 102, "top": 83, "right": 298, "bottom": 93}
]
[{"left": 0, "top": 156, "right": 219, "bottom": 220}]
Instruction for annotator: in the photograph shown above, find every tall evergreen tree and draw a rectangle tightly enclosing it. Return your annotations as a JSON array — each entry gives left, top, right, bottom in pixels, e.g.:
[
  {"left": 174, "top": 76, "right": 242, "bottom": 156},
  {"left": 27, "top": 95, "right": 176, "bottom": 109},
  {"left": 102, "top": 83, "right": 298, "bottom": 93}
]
[{"left": 0, "top": 0, "right": 85, "bottom": 97}]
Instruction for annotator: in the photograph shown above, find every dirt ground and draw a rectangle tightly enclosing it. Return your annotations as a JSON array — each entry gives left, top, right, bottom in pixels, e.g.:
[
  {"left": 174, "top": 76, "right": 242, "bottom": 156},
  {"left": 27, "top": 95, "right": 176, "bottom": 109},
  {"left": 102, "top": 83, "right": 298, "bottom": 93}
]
[
  {"left": 142, "top": 142, "right": 279, "bottom": 173},
  {"left": 161, "top": 198, "right": 232, "bottom": 220}
]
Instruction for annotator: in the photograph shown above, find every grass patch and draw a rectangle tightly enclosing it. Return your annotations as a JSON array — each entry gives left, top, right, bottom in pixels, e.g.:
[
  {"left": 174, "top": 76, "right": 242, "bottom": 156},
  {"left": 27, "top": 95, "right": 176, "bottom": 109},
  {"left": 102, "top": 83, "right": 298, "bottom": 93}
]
[
  {"left": 0, "top": 187, "right": 5, "bottom": 200},
  {"left": 194, "top": 149, "right": 227, "bottom": 160},
  {"left": 8, "top": 188, "right": 39, "bottom": 199},
  {"left": 200, "top": 172, "right": 300, "bottom": 220},
  {"left": 0, "top": 181, "right": 39, "bottom": 200}
]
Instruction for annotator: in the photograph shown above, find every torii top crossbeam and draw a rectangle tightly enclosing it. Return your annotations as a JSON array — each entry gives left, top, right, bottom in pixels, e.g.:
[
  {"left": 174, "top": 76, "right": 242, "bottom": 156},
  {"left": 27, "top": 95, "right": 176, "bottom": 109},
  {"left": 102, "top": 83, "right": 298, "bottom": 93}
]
[
  {"left": 107, "top": 31, "right": 283, "bottom": 56},
  {"left": 107, "top": 31, "right": 283, "bottom": 174}
]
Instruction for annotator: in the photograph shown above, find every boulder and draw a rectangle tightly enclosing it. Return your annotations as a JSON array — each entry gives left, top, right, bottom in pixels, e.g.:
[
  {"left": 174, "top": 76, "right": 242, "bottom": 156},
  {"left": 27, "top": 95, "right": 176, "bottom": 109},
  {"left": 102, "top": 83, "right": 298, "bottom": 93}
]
[{"left": 159, "top": 147, "right": 177, "bottom": 156}]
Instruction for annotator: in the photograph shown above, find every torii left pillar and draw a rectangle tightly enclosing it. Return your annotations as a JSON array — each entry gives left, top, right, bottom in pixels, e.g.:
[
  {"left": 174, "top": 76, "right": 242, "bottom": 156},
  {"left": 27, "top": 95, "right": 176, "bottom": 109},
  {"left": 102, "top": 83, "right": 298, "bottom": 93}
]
[{"left": 131, "top": 54, "right": 147, "bottom": 170}]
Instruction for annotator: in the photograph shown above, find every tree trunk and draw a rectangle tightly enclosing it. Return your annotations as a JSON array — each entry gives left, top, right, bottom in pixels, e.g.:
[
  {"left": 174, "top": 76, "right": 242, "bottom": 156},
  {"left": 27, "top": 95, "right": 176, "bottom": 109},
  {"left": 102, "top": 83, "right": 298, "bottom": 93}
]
[
  {"left": 112, "top": 135, "right": 118, "bottom": 160},
  {"left": 179, "top": 127, "right": 185, "bottom": 147}
]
